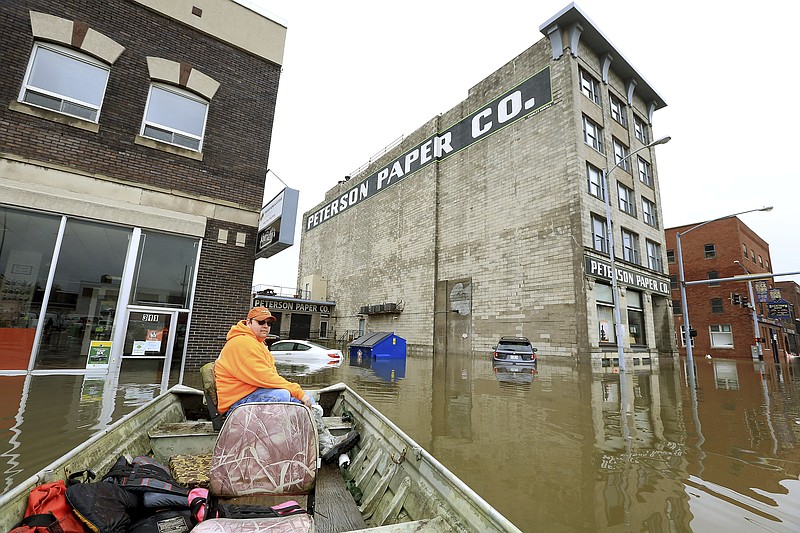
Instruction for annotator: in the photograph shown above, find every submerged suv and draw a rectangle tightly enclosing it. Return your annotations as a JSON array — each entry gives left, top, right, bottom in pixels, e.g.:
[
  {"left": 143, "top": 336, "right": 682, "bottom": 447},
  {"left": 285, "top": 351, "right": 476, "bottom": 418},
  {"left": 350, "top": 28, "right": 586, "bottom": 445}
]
[{"left": 493, "top": 336, "right": 537, "bottom": 364}]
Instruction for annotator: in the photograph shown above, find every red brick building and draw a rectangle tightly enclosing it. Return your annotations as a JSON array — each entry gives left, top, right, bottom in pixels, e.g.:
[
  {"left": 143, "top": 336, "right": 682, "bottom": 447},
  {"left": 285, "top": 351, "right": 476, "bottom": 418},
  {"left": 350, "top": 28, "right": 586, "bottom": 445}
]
[
  {"left": 665, "top": 217, "right": 793, "bottom": 360},
  {"left": 0, "top": 0, "right": 286, "bottom": 384}
]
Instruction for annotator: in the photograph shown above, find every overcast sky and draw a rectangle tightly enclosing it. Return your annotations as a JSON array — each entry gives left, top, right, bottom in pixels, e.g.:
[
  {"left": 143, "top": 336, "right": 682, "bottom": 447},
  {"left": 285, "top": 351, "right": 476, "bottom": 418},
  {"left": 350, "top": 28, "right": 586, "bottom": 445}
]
[{"left": 244, "top": 0, "right": 800, "bottom": 290}]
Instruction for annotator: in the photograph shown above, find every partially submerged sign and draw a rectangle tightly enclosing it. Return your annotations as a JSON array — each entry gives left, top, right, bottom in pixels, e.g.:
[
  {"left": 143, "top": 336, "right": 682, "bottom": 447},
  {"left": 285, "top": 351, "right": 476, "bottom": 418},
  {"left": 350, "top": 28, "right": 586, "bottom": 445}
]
[{"left": 256, "top": 187, "right": 299, "bottom": 259}]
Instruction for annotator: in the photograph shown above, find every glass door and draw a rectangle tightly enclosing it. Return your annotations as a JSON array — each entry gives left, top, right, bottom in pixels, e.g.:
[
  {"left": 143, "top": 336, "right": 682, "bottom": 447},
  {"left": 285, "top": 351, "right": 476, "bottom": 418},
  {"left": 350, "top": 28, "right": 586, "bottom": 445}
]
[{"left": 121, "top": 307, "right": 178, "bottom": 390}]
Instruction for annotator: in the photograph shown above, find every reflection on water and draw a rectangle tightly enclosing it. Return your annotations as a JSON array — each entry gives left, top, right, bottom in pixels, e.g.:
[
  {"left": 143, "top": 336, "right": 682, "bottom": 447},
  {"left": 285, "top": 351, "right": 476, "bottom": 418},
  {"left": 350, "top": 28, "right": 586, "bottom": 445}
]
[{"left": 2, "top": 353, "right": 800, "bottom": 531}]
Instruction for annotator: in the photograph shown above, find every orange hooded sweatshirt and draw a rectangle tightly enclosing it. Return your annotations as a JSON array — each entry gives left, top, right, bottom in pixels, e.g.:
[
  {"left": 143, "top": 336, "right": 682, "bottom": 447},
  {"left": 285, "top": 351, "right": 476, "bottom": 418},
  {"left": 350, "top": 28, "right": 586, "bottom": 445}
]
[{"left": 214, "top": 320, "right": 305, "bottom": 413}]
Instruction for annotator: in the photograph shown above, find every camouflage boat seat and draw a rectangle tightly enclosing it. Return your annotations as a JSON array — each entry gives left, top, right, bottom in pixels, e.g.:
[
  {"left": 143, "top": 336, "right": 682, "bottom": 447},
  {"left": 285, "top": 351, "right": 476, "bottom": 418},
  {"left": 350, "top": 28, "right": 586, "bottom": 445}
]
[
  {"left": 200, "top": 362, "right": 224, "bottom": 431},
  {"left": 192, "top": 402, "right": 318, "bottom": 533}
]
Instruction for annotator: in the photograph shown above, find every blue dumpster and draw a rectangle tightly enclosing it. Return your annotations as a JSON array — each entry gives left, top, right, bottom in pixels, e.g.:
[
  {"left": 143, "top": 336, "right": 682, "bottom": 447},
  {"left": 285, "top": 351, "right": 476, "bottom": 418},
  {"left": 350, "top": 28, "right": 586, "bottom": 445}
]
[{"left": 349, "top": 332, "right": 406, "bottom": 358}]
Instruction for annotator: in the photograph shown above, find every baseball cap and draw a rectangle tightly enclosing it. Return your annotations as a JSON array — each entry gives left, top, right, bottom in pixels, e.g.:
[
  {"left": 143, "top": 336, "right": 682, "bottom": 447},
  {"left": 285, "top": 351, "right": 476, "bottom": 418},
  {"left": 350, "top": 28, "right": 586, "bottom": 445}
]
[{"left": 247, "top": 307, "right": 276, "bottom": 323}]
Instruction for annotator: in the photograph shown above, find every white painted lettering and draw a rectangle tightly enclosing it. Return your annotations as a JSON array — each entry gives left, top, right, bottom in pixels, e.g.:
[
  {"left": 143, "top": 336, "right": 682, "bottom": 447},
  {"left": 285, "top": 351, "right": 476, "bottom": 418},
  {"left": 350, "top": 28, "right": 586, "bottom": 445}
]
[
  {"left": 377, "top": 168, "right": 390, "bottom": 189},
  {"left": 471, "top": 108, "right": 492, "bottom": 138},
  {"left": 498, "top": 91, "right": 522, "bottom": 123},
  {"left": 404, "top": 149, "right": 419, "bottom": 173},
  {"left": 389, "top": 160, "right": 405, "bottom": 181},
  {"left": 420, "top": 140, "right": 433, "bottom": 164},
  {"left": 434, "top": 132, "right": 453, "bottom": 157},
  {"left": 359, "top": 182, "right": 368, "bottom": 199}
]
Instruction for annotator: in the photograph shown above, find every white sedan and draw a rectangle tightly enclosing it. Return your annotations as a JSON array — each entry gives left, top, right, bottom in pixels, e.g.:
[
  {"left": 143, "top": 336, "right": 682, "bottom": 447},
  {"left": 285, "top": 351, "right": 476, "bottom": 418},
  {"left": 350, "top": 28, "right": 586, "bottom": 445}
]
[{"left": 269, "top": 340, "right": 343, "bottom": 363}]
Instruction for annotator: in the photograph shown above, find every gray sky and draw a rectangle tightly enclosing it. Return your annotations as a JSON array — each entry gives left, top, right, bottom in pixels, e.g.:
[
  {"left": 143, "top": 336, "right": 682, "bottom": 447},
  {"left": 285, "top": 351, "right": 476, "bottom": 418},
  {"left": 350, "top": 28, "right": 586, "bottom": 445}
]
[{"left": 245, "top": 0, "right": 800, "bottom": 290}]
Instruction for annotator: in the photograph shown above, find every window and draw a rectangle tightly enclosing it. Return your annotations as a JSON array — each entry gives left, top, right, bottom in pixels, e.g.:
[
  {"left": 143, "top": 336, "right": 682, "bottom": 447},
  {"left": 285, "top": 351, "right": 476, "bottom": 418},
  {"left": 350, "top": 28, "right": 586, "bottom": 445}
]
[
  {"left": 704, "top": 243, "right": 716, "bottom": 259},
  {"left": 587, "top": 163, "right": 605, "bottom": 199},
  {"left": 666, "top": 249, "right": 675, "bottom": 263},
  {"left": 670, "top": 276, "right": 678, "bottom": 290},
  {"left": 673, "top": 300, "right": 682, "bottom": 314},
  {"left": 621, "top": 229, "right": 640, "bottom": 264},
  {"left": 618, "top": 183, "right": 635, "bottom": 215},
  {"left": 711, "top": 298, "right": 724, "bottom": 313},
  {"left": 637, "top": 157, "right": 653, "bottom": 187},
  {"left": 609, "top": 94, "right": 626, "bottom": 126},
  {"left": 646, "top": 240, "right": 662, "bottom": 271},
  {"left": 596, "top": 283, "right": 616, "bottom": 344},
  {"left": 579, "top": 67, "right": 601, "bottom": 105},
  {"left": 319, "top": 320, "right": 329, "bottom": 339},
  {"left": 613, "top": 139, "right": 630, "bottom": 171},
  {"left": 742, "top": 243, "right": 748, "bottom": 259},
  {"left": 592, "top": 214, "right": 608, "bottom": 253},
  {"left": 706, "top": 271, "right": 721, "bottom": 287},
  {"left": 583, "top": 115, "right": 604, "bottom": 153},
  {"left": 710, "top": 324, "right": 733, "bottom": 347},
  {"left": 19, "top": 42, "right": 110, "bottom": 122},
  {"left": 679, "top": 325, "right": 695, "bottom": 347},
  {"left": 751, "top": 250, "right": 756, "bottom": 263},
  {"left": 634, "top": 115, "right": 649, "bottom": 144},
  {"left": 766, "top": 260, "right": 770, "bottom": 271},
  {"left": 627, "top": 291, "right": 645, "bottom": 346},
  {"left": 758, "top": 255, "right": 763, "bottom": 268},
  {"left": 642, "top": 197, "right": 658, "bottom": 228},
  {"left": 141, "top": 84, "right": 209, "bottom": 151}
]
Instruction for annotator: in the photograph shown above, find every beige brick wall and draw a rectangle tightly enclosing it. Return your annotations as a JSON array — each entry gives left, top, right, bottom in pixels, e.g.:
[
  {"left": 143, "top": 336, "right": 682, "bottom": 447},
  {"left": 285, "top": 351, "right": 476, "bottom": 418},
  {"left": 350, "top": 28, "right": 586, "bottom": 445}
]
[{"left": 299, "top": 31, "right": 675, "bottom": 359}]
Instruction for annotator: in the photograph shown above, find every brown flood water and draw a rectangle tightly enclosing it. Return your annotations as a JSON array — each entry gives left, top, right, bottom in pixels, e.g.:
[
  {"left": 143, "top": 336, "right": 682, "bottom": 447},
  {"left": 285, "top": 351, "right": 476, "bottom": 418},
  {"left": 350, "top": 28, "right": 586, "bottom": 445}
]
[{"left": 2, "top": 353, "right": 799, "bottom": 532}]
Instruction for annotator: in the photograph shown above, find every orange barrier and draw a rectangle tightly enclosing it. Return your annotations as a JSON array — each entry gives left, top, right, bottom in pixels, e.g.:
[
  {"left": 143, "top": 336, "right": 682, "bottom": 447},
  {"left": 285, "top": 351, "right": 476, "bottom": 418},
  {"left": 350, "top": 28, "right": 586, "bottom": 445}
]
[{"left": 0, "top": 328, "right": 35, "bottom": 370}]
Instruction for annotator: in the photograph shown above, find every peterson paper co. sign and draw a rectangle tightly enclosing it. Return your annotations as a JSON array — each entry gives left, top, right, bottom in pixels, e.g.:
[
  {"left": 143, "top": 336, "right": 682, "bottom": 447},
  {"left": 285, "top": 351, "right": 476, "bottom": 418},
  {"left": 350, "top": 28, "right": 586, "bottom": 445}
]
[
  {"left": 305, "top": 66, "right": 553, "bottom": 230},
  {"left": 584, "top": 256, "right": 670, "bottom": 296},
  {"left": 256, "top": 187, "right": 299, "bottom": 260}
]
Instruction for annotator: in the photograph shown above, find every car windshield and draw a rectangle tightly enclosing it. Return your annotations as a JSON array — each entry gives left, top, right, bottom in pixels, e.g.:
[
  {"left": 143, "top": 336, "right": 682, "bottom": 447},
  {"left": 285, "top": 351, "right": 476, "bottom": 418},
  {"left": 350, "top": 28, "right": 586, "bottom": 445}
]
[
  {"left": 304, "top": 341, "right": 329, "bottom": 350},
  {"left": 497, "top": 341, "right": 533, "bottom": 353}
]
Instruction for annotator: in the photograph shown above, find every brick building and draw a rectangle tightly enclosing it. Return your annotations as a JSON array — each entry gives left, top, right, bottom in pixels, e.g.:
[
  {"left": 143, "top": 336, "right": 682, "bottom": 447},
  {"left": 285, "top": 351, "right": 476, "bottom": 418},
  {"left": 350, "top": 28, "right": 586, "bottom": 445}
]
[
  {"left": 297, "top": 5, "right": 676, "bottom": 365},
  {"left": 0, "top": 0, "right": 286, "bottom": 384},
  {"left": 773, "top": 281, "right": 799, "bottom": 355},
  {"left": 664, "top": 217, "right": 796, "bottom": 360}
]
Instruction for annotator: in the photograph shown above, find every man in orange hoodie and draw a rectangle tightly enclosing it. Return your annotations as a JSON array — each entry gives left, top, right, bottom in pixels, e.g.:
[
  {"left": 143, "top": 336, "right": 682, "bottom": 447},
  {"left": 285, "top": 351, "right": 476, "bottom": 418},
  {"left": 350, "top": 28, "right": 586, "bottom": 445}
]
[{"left": 215, "top": 307, "right": 357, "bottom": 462}]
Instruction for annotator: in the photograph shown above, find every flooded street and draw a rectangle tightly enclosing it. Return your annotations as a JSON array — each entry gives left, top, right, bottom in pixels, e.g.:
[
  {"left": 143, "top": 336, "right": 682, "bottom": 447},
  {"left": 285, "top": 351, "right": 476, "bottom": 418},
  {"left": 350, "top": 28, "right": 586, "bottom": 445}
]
[{"left": 2, "top": 353, "right": 799, "bottom": 531}]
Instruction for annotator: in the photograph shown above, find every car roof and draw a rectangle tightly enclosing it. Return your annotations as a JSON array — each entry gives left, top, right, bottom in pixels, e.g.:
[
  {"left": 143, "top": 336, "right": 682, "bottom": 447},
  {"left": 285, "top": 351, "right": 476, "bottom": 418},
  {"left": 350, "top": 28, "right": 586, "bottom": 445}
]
[{"left": 498, "top": 336, "right": 530, "bottom": 342}]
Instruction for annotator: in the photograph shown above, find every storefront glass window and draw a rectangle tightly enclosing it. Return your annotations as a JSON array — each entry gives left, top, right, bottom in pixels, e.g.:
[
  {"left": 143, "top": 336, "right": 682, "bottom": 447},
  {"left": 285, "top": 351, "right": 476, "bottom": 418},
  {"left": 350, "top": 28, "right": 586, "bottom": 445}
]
[
  {"left": 131, "top": 231, "right": 198, "bottom": 308},
  {"left": 0, "top": 207, "right": 61, "bottom": 370},
  {"left": 34, "top": 219, "right": 130, "bottom": 370},
  {"left": 596, "top": 283, "right": 616, "bottom": 344},
  {"left": 627, "top": 290, "right": 645, "bottom": 346}
]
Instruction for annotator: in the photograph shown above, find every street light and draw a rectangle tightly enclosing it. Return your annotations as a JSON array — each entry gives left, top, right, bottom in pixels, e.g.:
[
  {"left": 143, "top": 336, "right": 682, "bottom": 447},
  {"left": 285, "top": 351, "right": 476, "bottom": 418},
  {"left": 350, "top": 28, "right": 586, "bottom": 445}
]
[
  {"left": 734, "top": 260, "right": 763, "bottom": 360},
  {"left": 676, "top": 206, "right": 773, "bottom": 382},
  {"left": 602, "top": 135, "right": 671, "bottom": 371}
]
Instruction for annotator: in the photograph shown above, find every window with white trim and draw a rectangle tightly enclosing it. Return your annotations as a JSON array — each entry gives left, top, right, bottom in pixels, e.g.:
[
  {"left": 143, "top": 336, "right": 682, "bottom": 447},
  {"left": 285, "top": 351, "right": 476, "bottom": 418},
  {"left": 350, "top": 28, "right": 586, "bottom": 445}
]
[
  {"left": 596, "top": 283, "right": 616, "bottom": 344},
  {"left": 591, "top": 214, "right": 608, "bottom": 253},
  {"left": 646, "top": 240, "right": 662, "bottom": 271},
  {"left": 579, "top": 67, "right": 601, "bottom": 106},
  {"left": 618, "top": 183, "right": 635, "bottom": 216},
  {"left": 638, "top": 157, "right": 653, "bottom": 187},
  {"left": 679, "top": 325, "right": 695, "bottom": 347},
  {"left": 634, "top": 115, "right": 649, "bottom": 144},
  {"left": 609, "top": 94, "right": 626, "bottom": 126},
  {"left": 621, "top": 228, "right": 640, "bottom": 264},
  {"left": 710, "top": 324, "right": 733, "bottom": 347},
  {"left": 587, "top": 162, "right": 604, "bottom": 200},
  {"left": 583, "top": 115, "right": 604, "bottom": 153},
  {"left": 705, "top": 243, "right": 716, "bottom": 259},
  {"left": 627, "top": 290, "right": 645, "bottom": 346},
  {"left": 642, "top": 197, "right": 658, "bottom": 228},
  {"left": 613, "top": 139, "right": 630, "bottom": 171},
  {"left": 141, "top": 84, "right": 209, "bottom": 151},
  {"left": 19, "top": 42, "right": 110, "bottom": 122},
  {"left": 319, "top": 320, "right": 329, "bottom": 339}
]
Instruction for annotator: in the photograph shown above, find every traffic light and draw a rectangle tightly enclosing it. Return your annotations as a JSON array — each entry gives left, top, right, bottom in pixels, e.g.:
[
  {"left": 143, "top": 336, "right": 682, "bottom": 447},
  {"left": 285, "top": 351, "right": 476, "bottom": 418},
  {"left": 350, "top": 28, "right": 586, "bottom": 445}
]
[
  {"left": 742, "top": 296, "right": 750, "bottom": 308},
  {"left": 732, "top": 293, "right": 741, "bottom": 305}
]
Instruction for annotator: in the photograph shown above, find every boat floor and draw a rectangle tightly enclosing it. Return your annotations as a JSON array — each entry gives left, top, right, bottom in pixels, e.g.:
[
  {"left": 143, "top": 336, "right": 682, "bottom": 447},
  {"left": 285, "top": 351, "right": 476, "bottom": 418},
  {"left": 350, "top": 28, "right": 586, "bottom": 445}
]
[{"left": 315, "top": 463, "right": 367, "bottom": 532}]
